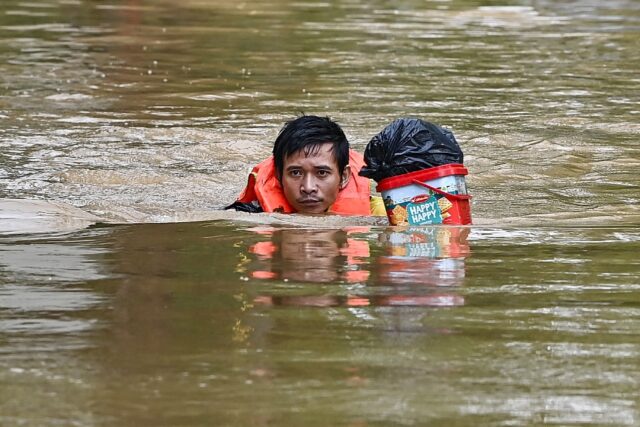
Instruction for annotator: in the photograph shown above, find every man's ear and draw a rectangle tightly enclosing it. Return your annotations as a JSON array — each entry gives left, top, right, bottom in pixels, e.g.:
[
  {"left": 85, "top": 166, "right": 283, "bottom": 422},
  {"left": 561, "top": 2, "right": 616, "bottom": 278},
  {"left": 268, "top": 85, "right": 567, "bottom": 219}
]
[{"left": 339, "top": 165, "right": 352, "bottom": 190}]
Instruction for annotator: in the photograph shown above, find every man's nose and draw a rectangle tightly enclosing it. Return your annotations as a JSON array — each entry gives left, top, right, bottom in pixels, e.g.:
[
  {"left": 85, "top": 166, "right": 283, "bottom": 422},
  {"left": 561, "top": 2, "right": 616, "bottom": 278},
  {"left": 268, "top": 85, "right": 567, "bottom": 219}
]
[{"left": 300, "top": 174, "right": 317, "bottom": 193}]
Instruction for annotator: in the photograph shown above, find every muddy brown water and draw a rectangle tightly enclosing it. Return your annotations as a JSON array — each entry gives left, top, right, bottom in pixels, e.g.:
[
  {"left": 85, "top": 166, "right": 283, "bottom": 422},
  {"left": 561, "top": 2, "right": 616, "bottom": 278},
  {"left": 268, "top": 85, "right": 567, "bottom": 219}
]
[{"left": 1, "top": 0, "right": 639, "bottom": 425}]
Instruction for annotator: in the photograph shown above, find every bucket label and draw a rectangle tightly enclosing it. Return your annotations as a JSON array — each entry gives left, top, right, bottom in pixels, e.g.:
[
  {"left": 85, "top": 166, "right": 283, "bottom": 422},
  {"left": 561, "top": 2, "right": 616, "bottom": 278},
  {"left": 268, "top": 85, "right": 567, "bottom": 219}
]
[
  {"left": 406, "top": 242, "right": 439, "bottom": 257},
  {"left": 406, "top": 195, "right": 442, "bottom": 225}
]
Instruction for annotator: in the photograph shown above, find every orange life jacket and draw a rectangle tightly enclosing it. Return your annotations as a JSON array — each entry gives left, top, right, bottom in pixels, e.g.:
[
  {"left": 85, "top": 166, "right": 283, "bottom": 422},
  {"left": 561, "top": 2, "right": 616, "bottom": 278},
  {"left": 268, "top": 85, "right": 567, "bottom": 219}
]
[{"left": 236, "top": 150, "right": 372, "bottom": 215}]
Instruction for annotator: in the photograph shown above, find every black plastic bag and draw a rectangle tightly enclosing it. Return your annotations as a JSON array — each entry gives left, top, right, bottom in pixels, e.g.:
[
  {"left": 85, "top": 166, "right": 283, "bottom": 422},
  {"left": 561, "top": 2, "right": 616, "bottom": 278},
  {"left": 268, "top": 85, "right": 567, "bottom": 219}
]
[{"left": 359, "top": 118, "right": 464, "bottom": 182}]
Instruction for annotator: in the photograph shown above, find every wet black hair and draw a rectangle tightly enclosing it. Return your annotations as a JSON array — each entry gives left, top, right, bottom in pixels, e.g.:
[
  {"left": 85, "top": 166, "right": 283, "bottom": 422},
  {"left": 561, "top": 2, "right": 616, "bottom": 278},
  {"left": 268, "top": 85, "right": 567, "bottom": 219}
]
[{"left": 272, "top": 115, "right": 350, "bottom": 181}]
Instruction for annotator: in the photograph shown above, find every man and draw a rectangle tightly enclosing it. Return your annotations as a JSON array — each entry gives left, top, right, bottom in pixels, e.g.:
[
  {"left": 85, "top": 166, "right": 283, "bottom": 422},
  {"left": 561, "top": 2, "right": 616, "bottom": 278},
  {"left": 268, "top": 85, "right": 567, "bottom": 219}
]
[{"left": 227, "top": 115, "right": 383, "bottom": 215}]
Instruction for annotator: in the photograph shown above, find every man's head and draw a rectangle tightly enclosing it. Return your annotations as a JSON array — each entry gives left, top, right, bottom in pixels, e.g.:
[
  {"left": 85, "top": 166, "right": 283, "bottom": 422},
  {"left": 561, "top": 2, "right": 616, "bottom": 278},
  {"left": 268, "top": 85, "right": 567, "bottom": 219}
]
[{"left": 273, "top": 115, "right": 351, "bottom": 214}]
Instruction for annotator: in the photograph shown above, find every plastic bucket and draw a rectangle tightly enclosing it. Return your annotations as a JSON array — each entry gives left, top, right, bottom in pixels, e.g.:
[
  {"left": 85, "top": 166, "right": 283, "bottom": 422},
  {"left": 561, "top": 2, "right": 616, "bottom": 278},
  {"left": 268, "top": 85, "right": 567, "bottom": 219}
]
[{"left": 377, "top": 163, "right": 472, "bottom": 226}]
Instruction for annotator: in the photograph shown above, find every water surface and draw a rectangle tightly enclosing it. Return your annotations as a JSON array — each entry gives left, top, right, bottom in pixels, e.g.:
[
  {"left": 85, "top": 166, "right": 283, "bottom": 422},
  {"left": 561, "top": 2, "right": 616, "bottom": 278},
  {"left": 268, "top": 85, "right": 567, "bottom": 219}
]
[
  {"left": 2, "top": 223, "right": 640, "bottom": 425},
  {"left": 1, "top": 0, "right": 639, "bottom": 425},
  {"left": 1, "top": 0, "right": 638, "bottom": 223}
]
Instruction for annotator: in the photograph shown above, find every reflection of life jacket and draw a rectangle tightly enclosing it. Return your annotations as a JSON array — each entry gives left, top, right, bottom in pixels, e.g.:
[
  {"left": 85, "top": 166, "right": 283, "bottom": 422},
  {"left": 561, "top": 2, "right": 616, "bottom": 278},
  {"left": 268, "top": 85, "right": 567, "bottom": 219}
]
[
  {"left": 235, "top": 150, "right": 372, "bottom": 215},
  {"left": 248, "top": 228, "right": 371, "bottom": 283}
]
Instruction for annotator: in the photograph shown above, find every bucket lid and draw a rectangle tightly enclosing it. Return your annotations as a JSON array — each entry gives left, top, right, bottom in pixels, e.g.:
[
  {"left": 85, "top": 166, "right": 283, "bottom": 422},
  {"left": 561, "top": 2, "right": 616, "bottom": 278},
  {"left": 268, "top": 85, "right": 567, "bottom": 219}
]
[{"left": 376, "top": 163, "right": 468, "bottom": 192}]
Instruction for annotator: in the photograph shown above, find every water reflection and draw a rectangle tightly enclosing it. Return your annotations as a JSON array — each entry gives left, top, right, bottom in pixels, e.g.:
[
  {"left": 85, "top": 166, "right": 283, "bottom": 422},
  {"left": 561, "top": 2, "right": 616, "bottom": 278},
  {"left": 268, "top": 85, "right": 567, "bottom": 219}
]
[
  {"left": 378, "top": 226, "right": 470, "bottom": 288},
  {"left": 245, "top": 226, "right": 469, "bottom": 308},
  {"left": 0, "top": 230, "right": 110, "bottom": 335},
  {"left": 247, "top": 227, "right": 370, "bottom": 284},
  {"left": 2, "top": 222, "right": 639, "bottom": 425}
]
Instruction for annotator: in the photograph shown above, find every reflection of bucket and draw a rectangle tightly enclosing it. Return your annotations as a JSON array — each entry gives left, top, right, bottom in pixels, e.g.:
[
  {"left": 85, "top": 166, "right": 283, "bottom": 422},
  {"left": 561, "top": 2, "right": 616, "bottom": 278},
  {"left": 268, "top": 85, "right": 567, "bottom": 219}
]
[
  {"left": 381, "top": 227, "right": 470, "bottom": 259},
  {"left": 377, "top": 164, "right": 472, "bottom": 225},
  {"left": 379, "top": 227, "right": 469, "bottom": 287}
]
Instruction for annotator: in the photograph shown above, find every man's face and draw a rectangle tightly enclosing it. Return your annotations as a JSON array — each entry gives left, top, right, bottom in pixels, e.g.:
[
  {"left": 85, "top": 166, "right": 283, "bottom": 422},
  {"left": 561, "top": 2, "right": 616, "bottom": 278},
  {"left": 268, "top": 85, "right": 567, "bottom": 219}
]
[
  {"left": 279, "top": 229, "right": 342, "bottom": 282},
  {"left": 281, "top": 143, "right": 350, "bottom": 214}
]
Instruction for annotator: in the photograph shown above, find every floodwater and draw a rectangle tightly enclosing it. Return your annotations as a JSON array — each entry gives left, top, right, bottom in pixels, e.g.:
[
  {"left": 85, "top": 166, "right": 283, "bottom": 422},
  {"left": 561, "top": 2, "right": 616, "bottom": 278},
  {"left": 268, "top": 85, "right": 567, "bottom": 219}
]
[{"left": 1, "top": 0, "right": 639, "bottom": 425}]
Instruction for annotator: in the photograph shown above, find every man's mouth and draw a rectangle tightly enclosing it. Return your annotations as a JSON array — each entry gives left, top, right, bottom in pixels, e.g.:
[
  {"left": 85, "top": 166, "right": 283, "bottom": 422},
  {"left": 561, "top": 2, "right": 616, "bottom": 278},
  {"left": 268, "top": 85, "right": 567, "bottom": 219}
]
[{"left": 298, "top": 198, "right": 322, "bottom": 205}]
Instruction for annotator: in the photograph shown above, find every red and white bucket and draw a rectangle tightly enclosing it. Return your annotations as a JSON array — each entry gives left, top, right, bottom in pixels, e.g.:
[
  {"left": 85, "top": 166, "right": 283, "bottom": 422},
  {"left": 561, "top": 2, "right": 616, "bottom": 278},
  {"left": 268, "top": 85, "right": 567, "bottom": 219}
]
[{"left": 377, "top": 163, "right": 472, "bottom": 226}]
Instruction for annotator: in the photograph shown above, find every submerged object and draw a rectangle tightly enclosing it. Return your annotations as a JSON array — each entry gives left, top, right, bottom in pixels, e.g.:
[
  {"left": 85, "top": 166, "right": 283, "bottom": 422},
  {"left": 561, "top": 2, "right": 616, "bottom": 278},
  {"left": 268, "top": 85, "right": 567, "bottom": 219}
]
[
  {"left": 377, "top": 164, "right": 472, "bottom": 225},
  {"left": 360, "top": 118, "right": 471, "bottom": 225}
]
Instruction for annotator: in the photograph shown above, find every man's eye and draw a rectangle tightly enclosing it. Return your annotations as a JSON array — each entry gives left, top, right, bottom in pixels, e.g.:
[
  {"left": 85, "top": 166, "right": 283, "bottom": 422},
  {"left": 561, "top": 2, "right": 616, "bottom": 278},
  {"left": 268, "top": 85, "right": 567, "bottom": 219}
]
[
  {"left": 317, "top": 170, "right": 330, "bottom": 177},
  {"left": 289, "top": 170, "right": 302, "bottom": 177}
]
